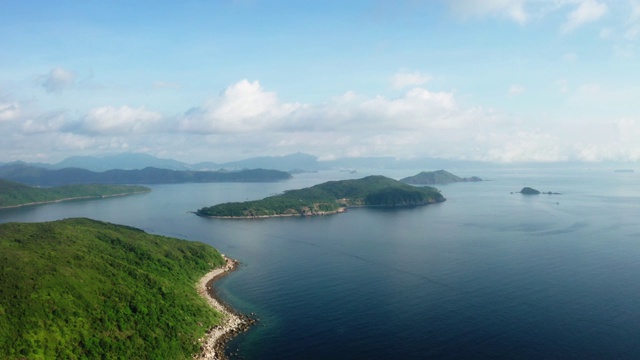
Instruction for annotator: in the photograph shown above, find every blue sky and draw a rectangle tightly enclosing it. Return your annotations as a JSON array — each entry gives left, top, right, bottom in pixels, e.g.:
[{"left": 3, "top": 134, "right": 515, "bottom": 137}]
[{"left": 1, "top": 0, "right": 639, "bottom": 163}]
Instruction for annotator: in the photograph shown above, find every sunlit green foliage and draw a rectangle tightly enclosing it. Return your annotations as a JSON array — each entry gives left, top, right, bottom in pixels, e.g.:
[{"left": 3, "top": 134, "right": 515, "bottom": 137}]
[
  {"left": 197, "top": 175, "right": 445, "bottom": 217},
  {"left": 0, "top": 179, "right": 149, "bottom": 208},
  {"left": 0, "top": 218, "right": 225, "bottom": 359}
]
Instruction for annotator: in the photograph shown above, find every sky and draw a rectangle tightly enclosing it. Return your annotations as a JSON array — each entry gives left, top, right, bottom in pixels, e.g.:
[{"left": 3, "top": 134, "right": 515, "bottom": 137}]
[{"left": 1, "top": 0, "right": 639, "bottom": 164}]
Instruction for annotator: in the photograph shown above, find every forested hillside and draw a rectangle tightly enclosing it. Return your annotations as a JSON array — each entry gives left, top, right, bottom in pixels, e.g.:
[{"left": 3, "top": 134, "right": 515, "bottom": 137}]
[
  {"left": 0, "top": 179, "right": 149, "bottom": 208},
  {"left": 0, "top": 218, "right": 225, "bottom": 359}
]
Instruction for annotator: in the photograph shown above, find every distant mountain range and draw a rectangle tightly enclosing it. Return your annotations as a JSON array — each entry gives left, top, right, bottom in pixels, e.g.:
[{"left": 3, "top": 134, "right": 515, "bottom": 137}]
[
  {"left": 0, "top": 165, "right": 292, "bottom": 187},
  {"left": 1, "top": 153, "right": 321, "bottom": 172},
  {"left": 1, "top": 152, "right": 630, "bottom": 174},
  {"left": 1, "top": 152, "right": 491, "bottom": 173}
]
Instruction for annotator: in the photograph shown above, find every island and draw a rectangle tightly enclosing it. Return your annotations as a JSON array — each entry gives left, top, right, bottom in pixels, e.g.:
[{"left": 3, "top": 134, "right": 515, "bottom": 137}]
[
  {"left": 517, "top": 187, "right": 561, "bottom": 195},
  {"left": 196, "top": 175, "right": 445, "bottom": 218},
  {"left": 399, "top": 170, "right": 482, "bottom": 185},
  {"left": 0, "top": 179, "right": 150, "bottom": 209},
  {"left": 0, "top": 164, "right": 292, "bottom": 186},
  {"left": 0, "top": 218, "right": 244, "bottom": 359}
]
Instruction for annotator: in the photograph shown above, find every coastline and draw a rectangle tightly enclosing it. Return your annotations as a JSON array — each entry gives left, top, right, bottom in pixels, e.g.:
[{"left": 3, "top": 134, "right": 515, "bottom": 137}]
[
  {"left": 194, "top": 256, "right": 254, "bottom": 360},
  {"left": 201, "top": 207, "right": 347, "bottom": 219}
]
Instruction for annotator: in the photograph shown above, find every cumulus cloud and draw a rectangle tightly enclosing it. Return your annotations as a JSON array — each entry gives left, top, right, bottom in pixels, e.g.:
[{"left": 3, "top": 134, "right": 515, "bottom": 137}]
[
  {"left": 390, "top": 70, "right": 431, "bottom": 89},
  {"left": 41, "top": 67, "right": 76, "bottom": 93},
  {"left": 178, "top": 80, "right": 303, "bottom": 133},
  {"left": 0, "top": 102, "right": 20, "bottom": 121},
  {"left": 449, "top": 0, "right": 611, "bottom": 32},
  {"left": 3, "top": 73, "right": 639, "bottom": 164},
  {"left": 80, "top": 105, "right": 163, "bottom": 134},
  {"left": 561, "top": 0, "right": 608, "bottom": 33}
]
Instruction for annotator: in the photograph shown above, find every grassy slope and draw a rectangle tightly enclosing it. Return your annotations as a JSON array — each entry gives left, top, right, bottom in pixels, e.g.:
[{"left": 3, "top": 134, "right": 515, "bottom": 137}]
[
  {"left": 0, "top": 218, "right": 225, "bottom": 359},
  {"left": 197, "top": 175, "right": 445, "bottom": 217},
  {"left": 0, "top": 179, "right": 150, "bottom": 208}
]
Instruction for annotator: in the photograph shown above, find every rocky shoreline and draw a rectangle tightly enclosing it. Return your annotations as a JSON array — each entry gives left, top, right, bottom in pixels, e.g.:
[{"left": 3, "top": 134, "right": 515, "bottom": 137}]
[
  {"left": 194, "top": 256, "right": 255, "bottom": 360},
  {"left": 204, "top": 207, "right": 347, "bottom": 219}
]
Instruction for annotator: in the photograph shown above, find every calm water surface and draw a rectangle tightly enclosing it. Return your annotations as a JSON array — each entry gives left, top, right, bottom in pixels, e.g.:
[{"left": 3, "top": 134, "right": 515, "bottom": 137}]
[{"left": 2, "top": 168, "right": 639, "bottom": 359}]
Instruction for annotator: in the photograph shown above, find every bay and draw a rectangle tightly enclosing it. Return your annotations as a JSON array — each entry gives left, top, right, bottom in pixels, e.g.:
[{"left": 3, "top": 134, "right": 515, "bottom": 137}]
[{"left": 1, "top": 167, "right": 640, "bottom": 359}]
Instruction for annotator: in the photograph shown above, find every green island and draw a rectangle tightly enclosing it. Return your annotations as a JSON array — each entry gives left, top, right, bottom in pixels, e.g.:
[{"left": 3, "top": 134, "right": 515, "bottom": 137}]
[
  {"left": 400, "top": 170, "right": 482, "bottom": 185},
  {"left": 0, "top": 179, "right": 150, "bottom": 209},
  {"left": 196, "top": 175, "right": 445, "bottom": 218},
  {"left": 0, "top": 218, "right": 225, "bottom": 359}
]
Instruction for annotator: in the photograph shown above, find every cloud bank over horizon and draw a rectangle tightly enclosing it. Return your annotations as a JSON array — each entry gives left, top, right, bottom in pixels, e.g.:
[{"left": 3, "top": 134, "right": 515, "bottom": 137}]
[{"left": 1, "top": 0, "right": 639, "bottom": 164}]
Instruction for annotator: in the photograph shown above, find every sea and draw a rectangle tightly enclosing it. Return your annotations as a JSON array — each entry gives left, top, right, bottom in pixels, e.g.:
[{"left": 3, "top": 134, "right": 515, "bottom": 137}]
[{"left": 1, "top": 167, "right": 640, "bottom": 359}]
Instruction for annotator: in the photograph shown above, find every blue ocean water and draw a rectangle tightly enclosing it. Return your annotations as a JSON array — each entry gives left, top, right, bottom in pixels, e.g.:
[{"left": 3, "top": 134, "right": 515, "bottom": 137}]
[{"left": 2, "top": 167, "right": 639, "bottom": 359}]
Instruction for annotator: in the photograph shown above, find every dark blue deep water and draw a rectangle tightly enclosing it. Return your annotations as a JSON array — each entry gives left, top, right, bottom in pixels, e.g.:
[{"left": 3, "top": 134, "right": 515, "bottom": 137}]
[{"left": 2, "top": 168, "right": 640, "bottom": 359}]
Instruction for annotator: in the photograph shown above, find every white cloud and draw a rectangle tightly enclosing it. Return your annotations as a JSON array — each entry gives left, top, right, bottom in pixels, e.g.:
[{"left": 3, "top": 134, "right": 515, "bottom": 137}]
[
  {"left": 21, "top": 112, "right": 68, "bottom": 134},
  {"left": 179, "top": 79, "right": 303, "bottom": 133},
  {"left": 508, "top": 84, "right": 526, "bottom": 96},
  {"left": 3, "top": 72, "right": 640, "bottom": 164},
  {"left": 390, "top": 70, "right": 431, "bottom": 89},
  {"left": 561, "top": 0, "right": 608, "bottom": 33},
  {"left": 41, "top": 67, "right": 76, "bottom": 93},
  {"left": 450, "top": 0, "right": 528, "bottom": 24},
  {"left": 81, "top": 105, "right": 163, "bottom": 134},
  {"left": 0, "top": 102, "right": 20, "bottom": 121},
  {"left": 482, "top": 132, "right": 569, "bottom": 162},
  {"left": 578, "top": 82, "right": 601, "bottom": 95}
]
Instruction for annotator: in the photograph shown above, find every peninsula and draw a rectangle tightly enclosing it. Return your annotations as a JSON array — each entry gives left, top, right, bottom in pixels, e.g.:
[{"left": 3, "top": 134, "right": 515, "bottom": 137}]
[
  {"left": 0, "top": 218, "right": 233, "bottom": 359},
  {"left": 0, "top": 164, "right": 291, "bottom": 186},
  {"left": 0, "top": 179, "right": 149, "bottom": 209},
  {"left": 400, "top": 170, "right": 482, "bottom": 185},
  {"left": 196, "top": 175, "right": 445, "bottom": 218}
]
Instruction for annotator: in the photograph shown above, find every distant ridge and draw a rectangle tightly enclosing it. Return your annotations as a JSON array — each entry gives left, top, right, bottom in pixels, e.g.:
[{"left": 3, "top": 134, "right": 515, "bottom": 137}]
[
  {"left": 0, "top": 179, "right": 149, "bottom": 208},
  {"left": 400, "top": 170, "right": 482, "bottom": 185},
  {"left": 54, "top": 153, "right": 191, "bottom": 171},
  {"left": 0, "top": 164, "right": 291, "bottom": 186}
]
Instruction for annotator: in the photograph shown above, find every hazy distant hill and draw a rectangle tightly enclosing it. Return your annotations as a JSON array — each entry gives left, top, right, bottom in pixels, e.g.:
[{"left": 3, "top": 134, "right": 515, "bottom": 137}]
[
  {"left": 0, "top": 164, "right": 291, "bottom": 186},
  {"left": 8, "top": 153, "right": 321, "bottom": 172},
  {"left": 3, "top": 152, "right": 496, "bottom": 173},
  {"left": 53, "top": 153, "right": 191, "bottom": 171},
  {"left": 196, "top": 152, "right": 322, "bottom": 172},
  {"left": 400, "top": 170, "right": 482, "bottom": 185},
  {"left": 7, "top": 152, "right": 626, "bottom": 174}
]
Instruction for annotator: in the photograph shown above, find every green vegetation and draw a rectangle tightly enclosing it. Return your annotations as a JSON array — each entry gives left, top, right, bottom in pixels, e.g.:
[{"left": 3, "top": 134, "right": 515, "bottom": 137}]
[
  {"left": 0, "top": 179, "right": 150, "bottom": 208},
  {"left": 0, "top": 218, "right": 225, "bottom": 359},
  {"left": 400, "top": 170, "right": 482, "bottom": 185},
  {"left": 0, "top": 164, "right": 292, "bottom": 186},
  {"left": 197, "top": 175, "right": 445, "bottom": 218}
]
